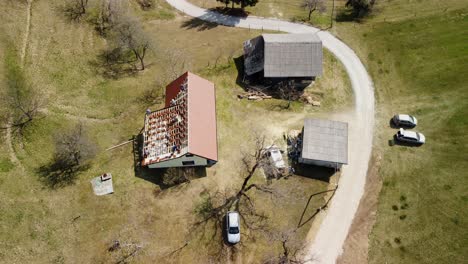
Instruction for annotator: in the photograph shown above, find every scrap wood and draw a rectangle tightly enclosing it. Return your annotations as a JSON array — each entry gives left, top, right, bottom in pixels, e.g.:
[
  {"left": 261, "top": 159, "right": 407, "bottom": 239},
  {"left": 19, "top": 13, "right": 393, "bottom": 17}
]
[
  {"left": 238, "top": 90, "right": 272, "bottom": 100},
  {"left": 106, "top": 139, "right": 134, "bottom": 151}
]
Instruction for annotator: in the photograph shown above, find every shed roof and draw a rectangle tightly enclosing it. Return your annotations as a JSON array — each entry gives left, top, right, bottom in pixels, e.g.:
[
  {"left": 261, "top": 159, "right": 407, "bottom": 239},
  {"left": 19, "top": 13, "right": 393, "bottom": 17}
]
[
  {"left": 262, "top": 33, "right": 322, "bottom": 78},
  {"left": 301, "top": 118, "right": 348, "bottom": 165}
]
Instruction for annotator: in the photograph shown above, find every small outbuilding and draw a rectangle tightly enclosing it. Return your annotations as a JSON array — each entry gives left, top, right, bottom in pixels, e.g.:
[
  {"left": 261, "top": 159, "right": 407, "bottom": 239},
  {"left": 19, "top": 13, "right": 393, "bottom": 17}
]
[
  {"left": 243, "top": 33, "right": 323, "bottom": 78},
  {"left": 299, "top": 118, "right": 348, "bottom": 169}
]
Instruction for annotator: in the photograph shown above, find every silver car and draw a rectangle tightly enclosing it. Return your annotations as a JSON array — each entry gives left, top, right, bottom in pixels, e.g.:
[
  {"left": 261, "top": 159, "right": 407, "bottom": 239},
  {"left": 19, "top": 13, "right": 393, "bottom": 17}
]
[
  {"left": 395, "top": 128, "right": 425, "bottom": 145},
  {"left": 393, "top": 114, "right": 417, "bottom": 128},
  {"left": 226, "top": 211, "right": 240, "bottom": 244}
]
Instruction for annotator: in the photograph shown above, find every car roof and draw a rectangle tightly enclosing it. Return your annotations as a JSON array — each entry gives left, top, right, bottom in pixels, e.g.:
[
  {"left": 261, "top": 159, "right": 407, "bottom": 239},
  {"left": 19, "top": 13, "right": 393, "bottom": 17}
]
[
  {"left": 398, "top": 114, "right": 412, "bottom": 122},
  {"left": 228, "top": 212, "right": 239, "bottom": 226},
  {"left": 402, "top": 130, "right": 418, "bottom": 139}
]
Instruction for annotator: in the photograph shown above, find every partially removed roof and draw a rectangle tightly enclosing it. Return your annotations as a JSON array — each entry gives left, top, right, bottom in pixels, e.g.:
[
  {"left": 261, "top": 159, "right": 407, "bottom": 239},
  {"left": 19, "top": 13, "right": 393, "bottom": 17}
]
[
  {"left": 301, "top": 118, "right": 348, "bottom": 165},
  {"left": 165, "top": 72, "right": 218, "bottom": 161},
  {"left": 142, "top": 72, "right": 217, "bottom": 166}
]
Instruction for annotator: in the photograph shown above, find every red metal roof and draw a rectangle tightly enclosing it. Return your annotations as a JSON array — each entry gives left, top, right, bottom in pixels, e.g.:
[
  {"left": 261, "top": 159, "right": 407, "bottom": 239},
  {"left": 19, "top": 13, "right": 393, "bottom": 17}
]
[
  {"left": 142, "top": 72, "right": 217, "bottom": 165},
  {"left": 186, "top": 72, "right": 218, "bottom": 161}
]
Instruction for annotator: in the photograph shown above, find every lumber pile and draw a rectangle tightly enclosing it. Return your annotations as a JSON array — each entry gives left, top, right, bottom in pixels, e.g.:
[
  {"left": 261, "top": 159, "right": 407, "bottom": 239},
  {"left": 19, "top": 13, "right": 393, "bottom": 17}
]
[{"left": 237, "top": 90, "right": 272, "bottom": 101}]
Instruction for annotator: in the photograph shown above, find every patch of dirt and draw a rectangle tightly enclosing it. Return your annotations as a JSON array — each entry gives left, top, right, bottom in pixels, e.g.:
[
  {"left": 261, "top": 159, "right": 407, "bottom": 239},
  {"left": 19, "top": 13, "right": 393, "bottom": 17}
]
[
  {"left": 336, "top": 152, "right": 382, "bottom": 264},
  {"left": 4, "top": 118, "right": 25, "bottom": 172},
  {"left": 20, "top": 0, "right": 33, "bottom": 64}
]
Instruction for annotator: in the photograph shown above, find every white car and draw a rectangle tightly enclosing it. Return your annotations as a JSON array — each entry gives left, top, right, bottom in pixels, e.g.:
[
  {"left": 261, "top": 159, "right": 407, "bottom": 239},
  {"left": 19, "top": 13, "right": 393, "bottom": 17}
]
[
  {"left": 226, "top": 211, "right": 240, "bottom": 244},
  {"left": 265, "top": 145, "right": 286, "bottom": 169},
  {"left": 393, "top": 114, "right": 417, "bottom": 128},
  {"left": 395, "top": 128, "right": 425, "bottom": 145}
]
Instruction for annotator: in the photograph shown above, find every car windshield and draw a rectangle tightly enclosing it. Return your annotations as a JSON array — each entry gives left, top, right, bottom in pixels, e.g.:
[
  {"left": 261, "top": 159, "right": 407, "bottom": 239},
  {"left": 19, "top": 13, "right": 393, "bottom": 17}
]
[{"left": 229, "top": 227, "right": 239, "bottom": 234}]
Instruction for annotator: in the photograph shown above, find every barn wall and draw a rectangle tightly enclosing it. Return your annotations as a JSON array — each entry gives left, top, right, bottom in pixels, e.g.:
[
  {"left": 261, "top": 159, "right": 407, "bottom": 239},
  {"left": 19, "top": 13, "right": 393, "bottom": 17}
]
[
  {"left": 298, "top": 158, "right": 343, "bottom": 169},
  {"left": 148, "top": 154, "right": 208, "bottom": 169}
]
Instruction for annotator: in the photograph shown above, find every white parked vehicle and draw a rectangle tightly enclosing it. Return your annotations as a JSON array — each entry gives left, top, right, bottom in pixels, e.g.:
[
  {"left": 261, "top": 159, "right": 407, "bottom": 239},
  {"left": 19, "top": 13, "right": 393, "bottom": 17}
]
[
  {"left": 393, "top": 114, "right": 418, "bottom": 128},
  {"left": 226, "top": 211, "right": 240, "bottom": 244},
  {"left": 265, "top": 145, "right": 286, "bottom": 169},
  {"left": 395, "top": 128, "right": 425, "bottom": 145}
]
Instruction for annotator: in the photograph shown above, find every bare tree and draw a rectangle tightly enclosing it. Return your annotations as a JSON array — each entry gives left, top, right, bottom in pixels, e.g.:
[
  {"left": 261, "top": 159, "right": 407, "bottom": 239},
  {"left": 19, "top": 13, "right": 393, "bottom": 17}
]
[
  {"left": 142, "top": 49, "right": 189, "bottom": 104},
  {"left": 161, "top": 49, "right": 189, "bottom": 82},
  {"left": 302, "top": 0, "right": 326, "bottom": 21},
  {"left": 63, "top": 0, "right": 89, "bottom": 21},
  {"left": 38, "top": 123, "right": 97, "bottom": 188},
  {"left": 1, "top": 64, "right": 45, "bottom": 136},
  {"left": 111, "top": 15, "right": 152, "bottom": 70},
  {"left": 192, "top": 134, "right": 277, "bottom": 244},
  {"left": 263, "top": 229, "right": 313, "bottom": 264},
  {"left": 108, "top": 240, "right": 144, "bottom": 264}
]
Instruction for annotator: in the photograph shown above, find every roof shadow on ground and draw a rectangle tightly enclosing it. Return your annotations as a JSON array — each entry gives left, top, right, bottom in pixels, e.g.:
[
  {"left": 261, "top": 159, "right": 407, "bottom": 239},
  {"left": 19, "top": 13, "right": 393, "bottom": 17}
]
[
  {"left": 292, "top": 163, "right": 336, "bottom": 183},
  {"left": 132, "top": 134, "right": 207, "bottom": 189},
  {"left": 180, "top": 8, "right": 242, "bottom": 31}
]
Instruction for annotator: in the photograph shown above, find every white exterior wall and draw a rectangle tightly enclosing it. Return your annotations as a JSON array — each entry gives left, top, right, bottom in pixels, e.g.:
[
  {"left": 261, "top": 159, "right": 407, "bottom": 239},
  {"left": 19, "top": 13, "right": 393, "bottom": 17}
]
[
  {"left": 298, "top": 158, "right": 343, "bottom": 169},
  {"left": 148, "top": 154, "right": 208, "bottom": 169}
]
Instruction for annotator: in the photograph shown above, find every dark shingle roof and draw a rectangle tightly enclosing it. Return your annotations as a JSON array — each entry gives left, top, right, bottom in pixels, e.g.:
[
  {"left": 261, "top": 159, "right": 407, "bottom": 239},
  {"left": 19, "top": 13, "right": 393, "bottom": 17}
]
[{"left": 262, "top": 33, "right": 322, "bottom": 78}]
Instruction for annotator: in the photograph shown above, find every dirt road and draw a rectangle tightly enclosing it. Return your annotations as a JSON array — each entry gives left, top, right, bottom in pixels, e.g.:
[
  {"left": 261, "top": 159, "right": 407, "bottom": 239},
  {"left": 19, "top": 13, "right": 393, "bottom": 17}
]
[{"left": 164, "top": 1, "right": 375, "bottom": 263}]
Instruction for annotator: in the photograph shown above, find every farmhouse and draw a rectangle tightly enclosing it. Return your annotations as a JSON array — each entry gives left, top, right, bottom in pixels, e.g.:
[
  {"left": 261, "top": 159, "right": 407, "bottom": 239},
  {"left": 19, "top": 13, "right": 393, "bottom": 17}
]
[
  {"left": 243, "top": 33, "right": 323, "bottom": 79},
  {"left": 299, "top": 118, "right": 348, "bottom": 169},
  {"left": 141, "top": 72, "right": 218, "bottom": 169}
]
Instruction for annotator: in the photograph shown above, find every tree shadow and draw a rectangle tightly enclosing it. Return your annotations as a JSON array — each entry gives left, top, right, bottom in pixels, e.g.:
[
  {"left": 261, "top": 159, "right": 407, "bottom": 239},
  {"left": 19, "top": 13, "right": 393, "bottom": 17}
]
[
  {"left": 132, "top": 134, "right": 207, "bottom": 189},
  {"left": 88, "top": 48, "right": 139, "bottom": 79},
  {"left": 292, "top": 163, "right": 336, "bottom": 183},
  {"left": 296, "top": 188, "right": 336, "bottom": 228},
  {"left": 181, "top": 17, "right": 219, "bottom": 31},
  {"left": 37, "top": 160, "right": 90, "bottom": 189},
  {"left": 335, "top": 8, "right": 369, "bottom": 23},
  {"left": 180, "top": 9, "right": 242, "bottom": 31},
  {"left": 211, "top": 7, "right": 249, "bottom": 17}
]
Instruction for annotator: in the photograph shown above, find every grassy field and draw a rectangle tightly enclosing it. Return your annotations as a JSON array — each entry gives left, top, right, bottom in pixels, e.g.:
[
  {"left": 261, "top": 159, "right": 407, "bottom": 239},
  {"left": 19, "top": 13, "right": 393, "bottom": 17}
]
[
  {"left": 0, "top": 0, "right": 353, "bottom": 263},
  {"left": 333, "top": 2, "right": 468, "bottom": 263},
  {"left": 182, "top": 0, "right": 468, "bottom": 263}
]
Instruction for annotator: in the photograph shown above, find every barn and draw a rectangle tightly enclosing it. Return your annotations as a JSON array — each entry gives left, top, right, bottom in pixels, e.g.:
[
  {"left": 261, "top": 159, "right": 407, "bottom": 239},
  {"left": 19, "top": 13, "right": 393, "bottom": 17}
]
[
  {"left": 243, "top": 33, "right": 323, "bottom": 78},
  {"left": 141, "top": 72, "right": 218, "bottom": 169},
  {"left": 299, "top": 118, "right": 348, "bottom": 169}
]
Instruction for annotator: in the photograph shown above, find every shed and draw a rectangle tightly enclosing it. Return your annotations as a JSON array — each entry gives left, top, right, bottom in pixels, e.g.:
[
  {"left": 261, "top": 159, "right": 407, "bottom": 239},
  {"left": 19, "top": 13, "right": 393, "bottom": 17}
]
[
  {"left": 243, "top": 33, "right": 323, "bottom": 78},
  {"left": 299, "top": 118, "right": 348, "bottom": 169}
]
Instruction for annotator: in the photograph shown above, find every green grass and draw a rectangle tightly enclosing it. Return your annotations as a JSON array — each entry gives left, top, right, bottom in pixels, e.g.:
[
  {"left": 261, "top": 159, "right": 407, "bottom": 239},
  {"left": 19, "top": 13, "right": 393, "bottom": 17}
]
[
  {"left": 331, "top": 2, "right": 468, "bottom": 263},
  {"left": 0, "top": 158, "right": 14, "bottom": 173}
]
